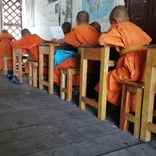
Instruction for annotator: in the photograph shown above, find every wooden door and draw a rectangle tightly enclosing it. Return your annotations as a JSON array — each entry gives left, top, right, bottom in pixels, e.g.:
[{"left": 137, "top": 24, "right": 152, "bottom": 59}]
[{"left": 125, "top": 0, "right": 156, "bottom": 43}]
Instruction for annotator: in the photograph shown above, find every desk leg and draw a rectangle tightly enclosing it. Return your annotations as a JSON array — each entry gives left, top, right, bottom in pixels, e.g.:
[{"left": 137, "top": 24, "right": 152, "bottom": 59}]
[
  {"left": 39, "top": 53, "right": 44, "bottom": 90},
  {"left": 18, "top": 53, "right": 22, "bottom": 83},
  {"left": 60, "top": 70, "right": 66, "bottom": 100},
  {"left": 66, "top": 71, "right": 72, "bottom": 102},
  {"left": 49, "top": 47, "right": 54, "bottom": 94},
  {"left": 140, "top": 49, "right": 156, "bottom": 142},
  {"left": 98, "top": 47, "right": 110, "bottom": 120},
  {"left": 13, "top": 51, "right": 16, "bottom": 75},
  {"left": 79, "top": 48, "right": 87, "bottom": 110}
]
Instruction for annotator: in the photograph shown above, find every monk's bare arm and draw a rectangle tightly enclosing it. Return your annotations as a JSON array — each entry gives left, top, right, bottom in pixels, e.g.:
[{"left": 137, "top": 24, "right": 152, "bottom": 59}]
[{"left": 50, "top": 39, "right": 68, "bottom": 45}]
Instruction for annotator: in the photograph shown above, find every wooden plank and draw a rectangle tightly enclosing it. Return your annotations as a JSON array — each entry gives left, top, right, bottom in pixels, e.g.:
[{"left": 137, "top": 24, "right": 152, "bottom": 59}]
[
  {"left": 140, "top": 48, "right": 156, "bottom": 142},
  {"left": 125, "top": 113, "right": 134, "bottom": 123},
  {"left": 82, "top": 96, "right": 98, "bottom": 109},
  {"left": 0, "top": 116, "right": 106, "bottom": 144},
  {"left": 19, "top": 131, "right": 139, "bottom": 156},
  {"left": 79, "top": 47, "right": 87, "bottom": 110},
  {"left": 134, "top": 88, "right": 143, "bottom": 137},
  {"left": 48, "top": 46, "right": 54, "bottom": 94},
  {"left": 98, "top": 46, "right": 110, "bottom": 120},
  {"left": 60, "top": 70, "right": 66, "bottom": 100},
  {"left": 83, "top": 48, "right": 101, "bottom": 60},
  {"left": 39, "top": 50, "right": 44, "bottom": 90},
  {"left": 147, "top": 123, "right": 156, "bottom": 133},
  {"left": 104, "top": 144, "right": 156, "bottom": 156},
  {"left": 66, "top": 71, "right": 72, "bottom": 102},
  {"left": 29, "top": 63, "right": 32, "bottom": 86}
]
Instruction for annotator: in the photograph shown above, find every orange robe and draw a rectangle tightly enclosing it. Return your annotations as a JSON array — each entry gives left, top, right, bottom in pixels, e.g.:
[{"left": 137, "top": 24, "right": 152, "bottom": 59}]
[
  {"left": 0, "top": 33, "right": 14, "bottom": 72},
  {"left": 54, "top": 24, "right": 100, "bottom": 85},
  {"left": 11, "top": 34, "right": 44, "bottom": 74},
  {"left": 95, "top": 21, "right": 152, "bottom": 112}
]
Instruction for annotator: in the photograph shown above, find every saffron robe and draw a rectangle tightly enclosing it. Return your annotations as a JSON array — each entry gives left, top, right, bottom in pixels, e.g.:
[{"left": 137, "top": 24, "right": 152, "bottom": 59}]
[
  {"left": 11, "top": 34, "right": 44, "bottom": 74},
  {"left": 95, "top": 21, "right": 152, "bottom": 112},
  {"left": 54, "top": 24, "right": 100, "bottom": 85},
  {"left": 0, "top": 33, "right": 14, "bottom": 72}
]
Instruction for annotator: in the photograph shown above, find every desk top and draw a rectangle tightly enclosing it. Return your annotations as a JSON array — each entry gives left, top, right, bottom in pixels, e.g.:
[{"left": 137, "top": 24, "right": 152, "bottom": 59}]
[
  {"left": 79, "top": 44, "right": 113, "bottom": 48},
  {"left": 39, "top": 43, "right": 73, "bottom": 47}
]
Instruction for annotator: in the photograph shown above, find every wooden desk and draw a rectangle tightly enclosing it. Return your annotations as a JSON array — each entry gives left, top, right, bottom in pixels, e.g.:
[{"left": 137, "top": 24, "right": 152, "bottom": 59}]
[
  {"left": 140, "top": 45, "right": 156, "bottom": 142},
  {"left": 39, "top": 43, "right": 75, "bottom": 94},
  {"left": 79, "top": 45, "right": 115, "bottom": 120},
  {"left": 13, "top": 47, "right": 28, "bottom": 83}
]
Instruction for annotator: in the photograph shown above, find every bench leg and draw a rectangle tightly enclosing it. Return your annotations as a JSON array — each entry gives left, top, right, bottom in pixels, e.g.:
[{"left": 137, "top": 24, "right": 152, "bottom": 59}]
[
  {"left": 120, "top": 85, "right": 130, "bottom": 131},
  {"left": 33, "top": 64, "right": 37, "bottom": 87},
  {"left": 66, "top": 71, "right": 72, "bottom": 102},
  {"left": 29, "top": 64, "right": 32, "bottom": 87},
  {"left": 134, "top": 88, "right": 143, "bottom": 138},
  {"left": 60, "top": 70, "right": 66, "bottom": 100},
  {"left": 39, "top": 54, "right": 44, "bottom": 90}
]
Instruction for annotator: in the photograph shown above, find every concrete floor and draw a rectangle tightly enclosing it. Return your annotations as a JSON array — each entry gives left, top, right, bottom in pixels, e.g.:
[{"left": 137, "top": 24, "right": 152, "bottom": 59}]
[{"left": 0, "top": 74, "right": 156, "bottom": 156}]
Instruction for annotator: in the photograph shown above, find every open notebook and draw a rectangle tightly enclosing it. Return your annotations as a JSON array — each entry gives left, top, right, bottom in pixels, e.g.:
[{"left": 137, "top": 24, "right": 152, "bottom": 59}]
[{"left": 50, "top": 26, "right": 64, "bottom": 40}]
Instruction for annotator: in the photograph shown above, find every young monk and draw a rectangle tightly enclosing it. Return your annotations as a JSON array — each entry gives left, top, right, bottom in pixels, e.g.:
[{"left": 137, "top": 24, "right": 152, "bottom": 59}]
[
  {"left": 53, "top": 11, "right": 100, "bottom": 86},
  {"left": 11, "top": 29, "right": 49, "bottom": 74},
  {"left": 62, "top": 22, "right": 71, "bottom": 35},
  {"left": 0, "top": 30, "right": 14, "bottom": 72},
  {"left": 90, "top": 21, "right": 101, "bottom": 34},
  {"left": 95, "top": 5, "right": 152, "bottom": 112}
]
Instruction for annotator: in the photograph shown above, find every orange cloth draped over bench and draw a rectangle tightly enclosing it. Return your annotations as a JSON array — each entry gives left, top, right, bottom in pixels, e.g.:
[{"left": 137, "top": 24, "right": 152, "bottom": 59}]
[
  {"left": 54, "top": 24, "right": 100, "bottom": 85},
  {"left": 11, "top": 34, "right": 47, "bottom": 74},
  {"left": 95, "top": 21, "right": 152, "bottom": 112},
  {"left": 0, "top": 33, "right": 14, "bottom": 72}
]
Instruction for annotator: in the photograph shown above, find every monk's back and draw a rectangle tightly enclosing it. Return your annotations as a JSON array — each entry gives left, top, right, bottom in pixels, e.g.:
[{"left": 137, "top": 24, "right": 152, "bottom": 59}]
[
  {"left": 63, "top": 24, "right": 100, "bottom": 47},
  {"left": 117, "top": 21, "right": 151, "bottom": 47},
  {"left": 22, "top": 34, "right": 43, "bottom": 45}
]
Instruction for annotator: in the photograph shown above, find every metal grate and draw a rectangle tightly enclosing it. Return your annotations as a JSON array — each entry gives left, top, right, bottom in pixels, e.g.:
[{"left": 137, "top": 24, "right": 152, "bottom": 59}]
[{"left": 2, "top": 0, "right": 22, "bottom": 39}]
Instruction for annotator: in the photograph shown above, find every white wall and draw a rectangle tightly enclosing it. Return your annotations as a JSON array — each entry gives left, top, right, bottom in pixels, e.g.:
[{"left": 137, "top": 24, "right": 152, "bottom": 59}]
[
  {"left": 22, "top": 0, "right": 125, "bottom": 39},
  {"left": 23, "top": 0, "right": 60, "bottom": 40}
]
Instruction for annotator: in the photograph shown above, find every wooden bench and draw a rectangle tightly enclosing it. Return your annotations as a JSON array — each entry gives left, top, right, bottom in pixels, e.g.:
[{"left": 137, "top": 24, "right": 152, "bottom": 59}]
[
  {"left": 119, "top": 81, "right": 144, "bottom": 138},
  {"left": 79, "top": 45, "right": 115, "bottom": 120},
  {"left": 2, "top": 56, "right": 12, "bottom": 74},
  {"left": 28, "top": 61, "right": 38, "bottom": 87},
  {"left": 60, "top": 68, "right": 80, "bottom": 102},
  {"left": 13, "top": 47, "right": 28, "bottom": 83},
  {"left": 140, "top": 45, "right": 156, "bottom": 142},
  {"left": 39, "top": 43, "right": 76, "bottom": 94}
]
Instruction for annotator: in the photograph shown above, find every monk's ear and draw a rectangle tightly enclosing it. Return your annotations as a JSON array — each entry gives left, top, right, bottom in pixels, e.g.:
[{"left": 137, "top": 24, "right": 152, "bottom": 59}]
[
  {"left": 110, "top": 18, "right": 117, "bottom": 25},
  {"left": 76, "top": 20, "right": 79, "bottom": 25}
]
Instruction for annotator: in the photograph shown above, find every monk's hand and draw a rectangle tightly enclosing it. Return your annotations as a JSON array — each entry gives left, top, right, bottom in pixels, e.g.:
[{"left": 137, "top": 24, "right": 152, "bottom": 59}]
[
  {"left": 50, "top": 38, "right": 58, "bottom": 44},
  {"left": 99, "top": 42, "right": 104, "bottom": 45}
]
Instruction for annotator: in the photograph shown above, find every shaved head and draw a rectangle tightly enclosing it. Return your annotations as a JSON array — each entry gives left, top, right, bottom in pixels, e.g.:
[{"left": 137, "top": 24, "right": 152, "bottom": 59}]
[
  {"left": 76, "top": 11, "right": 89, "bottom": 25},
  {"left": 2, "top": 30, "right": 8, "bottom": 33},
  {"left": 62, "top": 22, "right": 71, "bottom": 34},
  {"left": 90, "top": 22, "right": 101, "bottom": 34},
  {"left": 21, "top": 28, "right": 31, "bottom": 37},
  {"left": 109, "top": 5, "right": 129, "bottom": 24}
]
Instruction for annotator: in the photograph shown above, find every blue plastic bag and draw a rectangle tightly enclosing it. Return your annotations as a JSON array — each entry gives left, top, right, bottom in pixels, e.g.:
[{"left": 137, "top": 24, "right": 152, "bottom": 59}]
[
  {"left": 5, "top": 73, "right": 19, "bottom": 84},
  {"left": 54, "top": 50, "right": 76, "bottom": 68}
]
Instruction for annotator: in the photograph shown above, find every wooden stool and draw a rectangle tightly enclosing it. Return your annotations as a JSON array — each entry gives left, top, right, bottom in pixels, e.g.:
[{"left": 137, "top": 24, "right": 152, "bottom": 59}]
[
  {"left": 2, "top": 56, "right": 12, "bottom": 74},
  {"left": 13, "top": 47, "right": 23, "bottom": 83},
  {"left": 28, "top": 61, "right": 38, "bottom": 87},
  {"left": 119, "top": 81, "right": 144, "bottom": 138},
  {"left": 60, "top": 68, "right": 80, "bottom": 102},
  {"left": 140, "top": 46, "right": 156, "bottom": 142},
  {"left": 13, "top": 47, "right": 28, "bottom": 83}
]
